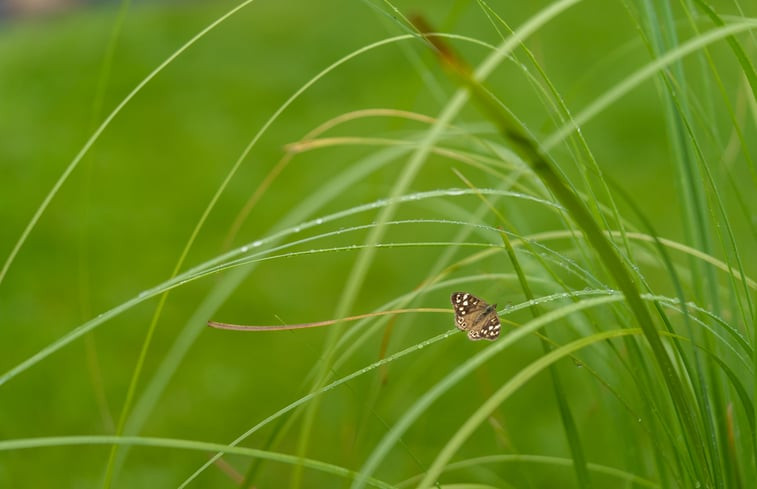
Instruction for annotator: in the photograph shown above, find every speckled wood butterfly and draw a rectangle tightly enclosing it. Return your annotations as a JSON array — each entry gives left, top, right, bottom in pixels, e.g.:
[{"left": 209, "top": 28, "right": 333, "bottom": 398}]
[{"left": 450, "top": 292, "right": 501, "bottom": 341}]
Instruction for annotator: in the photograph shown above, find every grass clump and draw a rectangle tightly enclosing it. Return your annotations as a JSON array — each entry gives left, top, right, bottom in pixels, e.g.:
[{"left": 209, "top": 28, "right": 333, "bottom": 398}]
[{"left": 0, "top": 1, "right": 754, "bottom": 488}]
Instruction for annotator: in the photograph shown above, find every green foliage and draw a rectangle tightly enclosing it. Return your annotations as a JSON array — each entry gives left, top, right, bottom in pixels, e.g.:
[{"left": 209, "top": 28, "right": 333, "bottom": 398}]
[{"left": 0, "top": 1, "right": 754, "bottom": 488}]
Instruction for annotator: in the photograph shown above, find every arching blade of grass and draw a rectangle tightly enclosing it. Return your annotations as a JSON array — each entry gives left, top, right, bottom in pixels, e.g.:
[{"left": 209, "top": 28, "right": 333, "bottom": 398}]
[
  {"left": 0, "top": 436, "right": 394, "bottom": 489},
  {"left": 398, "top": 454, "right": 659, "bottom": 488}
]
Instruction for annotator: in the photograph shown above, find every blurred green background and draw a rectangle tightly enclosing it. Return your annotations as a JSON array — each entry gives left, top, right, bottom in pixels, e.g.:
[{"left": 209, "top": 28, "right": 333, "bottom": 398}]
[{"left": 1, "top": 0, "right": 754, "bottom": 487}]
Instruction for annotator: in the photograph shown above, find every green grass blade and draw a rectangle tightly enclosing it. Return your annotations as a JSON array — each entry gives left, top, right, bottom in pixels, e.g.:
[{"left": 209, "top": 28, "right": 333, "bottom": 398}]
[
  {"left": 399, "top": 454, "right": 659, "bottom": 488},
  {"left": 0, "top": 436, "right": 394, "bottom": 489}
]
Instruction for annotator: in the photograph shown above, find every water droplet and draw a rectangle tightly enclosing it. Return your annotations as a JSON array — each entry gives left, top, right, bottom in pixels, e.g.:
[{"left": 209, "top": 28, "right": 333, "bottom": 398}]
[
  {"left": 315, "top": 218, "right": 323, "bottom": 225},
  {"left": 637, "top": 418, "right": 642, "bottom": 423},
  {"left": 252, "top": 240, "right": 263, "bottom": 247},
  {"left": 293, "top": 226, "right": 302, "bottom": 233},
  {"left": 447, "top": 189, "right": 465, "bottom": 196},
  {"left": 138, "top": 291, "right": 149, "bottom": 298},
  {"left": 240, "top": 246, "right": 248, "bottom": 253}
]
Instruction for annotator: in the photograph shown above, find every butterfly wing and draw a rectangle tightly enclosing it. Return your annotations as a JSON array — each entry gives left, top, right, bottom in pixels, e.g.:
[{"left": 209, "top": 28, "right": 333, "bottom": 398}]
[
  {"left": 450, "top": 292, "right": 484, "bottom": 331},
  {"left": 467, "top": 307, "right": 500, "bottom": 341}
]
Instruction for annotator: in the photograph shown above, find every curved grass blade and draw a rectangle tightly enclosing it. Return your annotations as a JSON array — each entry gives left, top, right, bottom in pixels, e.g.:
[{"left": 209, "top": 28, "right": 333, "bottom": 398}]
[{"left": 0, "top": 436, "right": 393, "bottom": 489}]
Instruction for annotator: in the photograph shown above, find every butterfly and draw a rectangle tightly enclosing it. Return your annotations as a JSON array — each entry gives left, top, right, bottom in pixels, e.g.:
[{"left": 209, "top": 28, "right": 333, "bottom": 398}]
[{"left": 450, "top": 292, "right": 501, "bottom": 341}]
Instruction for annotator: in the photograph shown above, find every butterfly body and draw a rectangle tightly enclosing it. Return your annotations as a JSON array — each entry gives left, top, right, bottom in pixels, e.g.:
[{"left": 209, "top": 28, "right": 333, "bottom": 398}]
[{"left": 450, "top": 292, "right": 501, "bottom": 341}]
